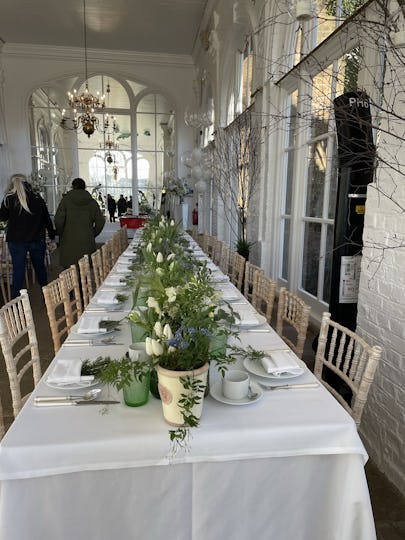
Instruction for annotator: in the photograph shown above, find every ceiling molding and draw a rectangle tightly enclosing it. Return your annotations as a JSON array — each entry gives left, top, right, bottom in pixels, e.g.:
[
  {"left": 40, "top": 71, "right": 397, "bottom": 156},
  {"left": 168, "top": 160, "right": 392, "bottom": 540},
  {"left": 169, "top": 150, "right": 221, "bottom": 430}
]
[{"left": 2, "top": 43, "right": 194, "bottom": 68}]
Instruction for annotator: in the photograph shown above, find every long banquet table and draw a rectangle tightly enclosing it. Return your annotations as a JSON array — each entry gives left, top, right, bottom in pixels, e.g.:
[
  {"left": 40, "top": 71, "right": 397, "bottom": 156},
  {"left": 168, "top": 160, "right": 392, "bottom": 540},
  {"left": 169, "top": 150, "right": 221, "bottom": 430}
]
[{"left": 0, "top": 232, "right": 376, "bottom": 540}]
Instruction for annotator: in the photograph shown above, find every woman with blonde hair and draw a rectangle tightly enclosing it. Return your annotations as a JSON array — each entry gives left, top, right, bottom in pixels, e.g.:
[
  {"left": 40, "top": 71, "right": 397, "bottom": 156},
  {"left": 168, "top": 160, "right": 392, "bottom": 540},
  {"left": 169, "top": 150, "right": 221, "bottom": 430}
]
[{"left": 0, "top": 174, "right": 56, "bottom": 298}]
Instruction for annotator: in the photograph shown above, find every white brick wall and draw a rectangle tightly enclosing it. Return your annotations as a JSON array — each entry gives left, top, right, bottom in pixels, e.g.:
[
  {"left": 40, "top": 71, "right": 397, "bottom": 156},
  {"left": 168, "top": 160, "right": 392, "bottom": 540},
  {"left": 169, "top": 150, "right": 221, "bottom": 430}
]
[{"left": 357, "top": 50, "right": 405, "bottom": 495}]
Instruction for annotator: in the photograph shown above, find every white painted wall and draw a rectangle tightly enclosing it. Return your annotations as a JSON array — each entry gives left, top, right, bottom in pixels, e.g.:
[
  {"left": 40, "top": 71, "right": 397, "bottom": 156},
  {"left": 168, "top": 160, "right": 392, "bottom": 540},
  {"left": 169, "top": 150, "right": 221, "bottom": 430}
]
[
  {"left": 0, "top": 44, "right": 196, "bottom": 194},
  {"left": 357, "top": 48, "right": 405, "bottom": 495}
]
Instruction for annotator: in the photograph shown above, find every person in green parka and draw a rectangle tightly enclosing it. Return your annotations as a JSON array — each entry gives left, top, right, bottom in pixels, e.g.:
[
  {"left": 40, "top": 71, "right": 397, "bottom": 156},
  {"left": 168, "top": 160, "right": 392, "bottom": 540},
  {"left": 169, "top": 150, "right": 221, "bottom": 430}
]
[{"left": 55, "top": 178, "right": 105, "bottom": 268}]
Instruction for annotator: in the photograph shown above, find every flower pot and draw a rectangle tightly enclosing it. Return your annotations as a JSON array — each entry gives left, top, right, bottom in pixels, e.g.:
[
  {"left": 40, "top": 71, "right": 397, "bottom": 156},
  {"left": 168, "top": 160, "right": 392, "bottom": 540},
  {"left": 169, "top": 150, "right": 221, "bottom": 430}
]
[
  {"left": 156, "top": 363, "right": 209, "bottom": 426},
  {"left": 123, "top": 370, "right": 151, "bottom": 407}
]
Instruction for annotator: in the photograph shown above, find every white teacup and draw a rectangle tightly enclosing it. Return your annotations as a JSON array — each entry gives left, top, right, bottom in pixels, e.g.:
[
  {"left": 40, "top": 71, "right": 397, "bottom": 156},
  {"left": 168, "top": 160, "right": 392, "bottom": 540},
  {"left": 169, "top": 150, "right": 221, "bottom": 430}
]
[
  {"left": 128, "top": 342, "right": 149, "bottom": 362},
  {"left": 222, "top": 370, "right": 249, "bottom": 400}
]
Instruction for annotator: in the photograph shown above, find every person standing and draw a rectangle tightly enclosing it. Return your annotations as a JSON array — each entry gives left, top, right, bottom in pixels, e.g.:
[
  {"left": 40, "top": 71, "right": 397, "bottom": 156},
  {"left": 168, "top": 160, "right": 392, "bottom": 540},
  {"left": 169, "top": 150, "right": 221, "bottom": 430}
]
[
  {"left": 0, "top": 173, "right": 56, "bottom": 299},
  {"left": 117, "top": 194, "right": 127, "bottom": 217},
  {"left": 107, "top": 194, "right": 117, "bottom": 222},
  {"left": 55, "top": 178, "right": 105, "bottom": 268}
]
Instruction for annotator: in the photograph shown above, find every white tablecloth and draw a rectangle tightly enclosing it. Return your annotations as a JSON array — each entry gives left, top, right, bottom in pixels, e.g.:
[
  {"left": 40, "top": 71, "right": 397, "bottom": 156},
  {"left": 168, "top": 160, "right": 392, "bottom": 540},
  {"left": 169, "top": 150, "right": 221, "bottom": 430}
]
[{"left": 0, "top": 236, "right": 376, "bottom": 539}]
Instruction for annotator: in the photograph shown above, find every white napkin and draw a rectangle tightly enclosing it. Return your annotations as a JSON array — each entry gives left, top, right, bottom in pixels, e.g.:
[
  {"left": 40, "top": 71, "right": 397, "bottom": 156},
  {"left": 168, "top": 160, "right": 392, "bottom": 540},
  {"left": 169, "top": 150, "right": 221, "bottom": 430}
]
[
  {"left": 236, "top": 309, "right": 259, "bottom": 326},
  {"left": 47, "top": 359, "right": 94, "bottom": 385},
  {"left": 219, "top": 284, "right": 240, "bottom": 301},
  {"left": 76, "top": 315, "right": 108, "bottom": 334},
  {"left": 104, "top": 275, "right": 126, "bottom": 286},
  {"left": 261, "top": 350, "right": 303, "bottom": 376},
  {"left": 115, "top": 264, "right": 131, "bottom": 274},
  {"left": 96, "top": 291, "right": 119, "bottom": 305}
]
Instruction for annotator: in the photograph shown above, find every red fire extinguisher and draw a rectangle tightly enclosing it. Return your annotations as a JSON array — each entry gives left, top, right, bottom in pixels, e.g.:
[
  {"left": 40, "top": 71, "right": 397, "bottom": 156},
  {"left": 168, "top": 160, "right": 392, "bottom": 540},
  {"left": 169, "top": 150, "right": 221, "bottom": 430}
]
[{"left": 192, "top": 204, "right": 198, "bottom": 225}]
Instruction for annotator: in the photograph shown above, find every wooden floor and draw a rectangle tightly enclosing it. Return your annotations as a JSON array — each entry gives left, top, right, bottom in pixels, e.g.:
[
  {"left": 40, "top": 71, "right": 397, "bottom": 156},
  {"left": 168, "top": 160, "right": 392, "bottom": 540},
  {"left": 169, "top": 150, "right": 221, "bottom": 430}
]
[{"left": 1, "top": 223, "right": 404, "bottom": 539}]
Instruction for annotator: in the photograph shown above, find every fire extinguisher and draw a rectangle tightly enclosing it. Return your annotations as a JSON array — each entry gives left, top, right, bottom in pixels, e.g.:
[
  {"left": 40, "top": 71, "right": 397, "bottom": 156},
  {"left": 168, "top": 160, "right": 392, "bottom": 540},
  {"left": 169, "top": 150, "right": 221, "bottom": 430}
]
[{"left": 192, "top": 204, "right": 198, "bottom": 225}]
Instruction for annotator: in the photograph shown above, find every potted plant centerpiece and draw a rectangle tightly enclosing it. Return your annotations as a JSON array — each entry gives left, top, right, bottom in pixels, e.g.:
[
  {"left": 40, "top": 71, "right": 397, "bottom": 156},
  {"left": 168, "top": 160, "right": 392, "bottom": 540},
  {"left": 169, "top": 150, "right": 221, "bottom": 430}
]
[{"left": 127, "top": 216, "right": 236, "bottom": 441}]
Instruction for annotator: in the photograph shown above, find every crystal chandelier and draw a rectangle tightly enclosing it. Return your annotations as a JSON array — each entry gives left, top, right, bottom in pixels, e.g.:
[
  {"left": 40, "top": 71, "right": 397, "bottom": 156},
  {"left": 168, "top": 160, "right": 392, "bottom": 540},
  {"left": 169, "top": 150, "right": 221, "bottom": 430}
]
[
  {"left": 61, "top": 0, "right": 106, "bottom": 137},
  {"left": 100, "top": 112, "right": 119, "bottom": 162}
]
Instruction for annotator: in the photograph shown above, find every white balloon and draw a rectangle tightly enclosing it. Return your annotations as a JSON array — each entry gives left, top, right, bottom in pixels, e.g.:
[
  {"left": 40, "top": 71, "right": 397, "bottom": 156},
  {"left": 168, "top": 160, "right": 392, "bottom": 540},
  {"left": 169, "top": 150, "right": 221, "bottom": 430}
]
[
  {"left": 191, "top": 147, "right": 203, "bottom": 164},
  {"left": 195, "top": 180, "right": 208, "bottom": 193},
  {"left": 181, "top": 151, "right": 193, "bottom": 168},
  {"left": 191, "top": 165, "right": 203, "bottom": 180}
]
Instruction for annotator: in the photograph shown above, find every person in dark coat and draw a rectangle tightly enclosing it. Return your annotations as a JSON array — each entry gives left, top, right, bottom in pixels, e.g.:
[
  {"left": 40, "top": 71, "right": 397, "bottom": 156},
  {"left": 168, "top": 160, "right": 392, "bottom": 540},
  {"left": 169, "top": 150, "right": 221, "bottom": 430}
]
[
  {"left": 0, "top": 173, "right": 56, "bottom": 298},
  {"left": 107, "top": 194, "right": 117, "bottom": 222},
  {"left": 54, "top": 178, "right": 105, "bottom": 268},
  {"left": 117, "top": 194, "right": 127, "bottom": 217}
]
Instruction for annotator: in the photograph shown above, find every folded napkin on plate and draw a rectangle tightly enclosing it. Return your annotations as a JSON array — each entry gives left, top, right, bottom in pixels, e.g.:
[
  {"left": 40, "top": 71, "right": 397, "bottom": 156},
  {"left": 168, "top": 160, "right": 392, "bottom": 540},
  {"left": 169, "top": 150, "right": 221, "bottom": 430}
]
[
  {"left": 220, "top": 284, "right": 240, "bottom": 301},
  {"left": 96, "top": 291, "right": 119, "bottom": 305},
  {"left": 261, "top": 350, "right": 303, "bottom": 376},
  {"left": 115, "top": 264, "right": 131, "bottom": 274},
  {"left": 76, "top": 315, "right": 108, "bottom": 334},
  {"left": 104, "top": 275, "right": 126, "bottom": 286},
  {"left": 235, "top": 309, "right": 259, "bottom": 326},
  {"left": 47, "top": 358, "right": 94, "bottom": 385}
]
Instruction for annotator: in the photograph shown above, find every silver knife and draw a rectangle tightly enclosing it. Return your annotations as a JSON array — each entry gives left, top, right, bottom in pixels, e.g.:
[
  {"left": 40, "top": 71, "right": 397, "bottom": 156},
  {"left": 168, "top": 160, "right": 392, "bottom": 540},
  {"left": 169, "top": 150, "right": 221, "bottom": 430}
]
[
  {"left": 35, "top": 400, "right": 120, "bottom": 407},
  {"left": 259, "top": 382, "right": 319, "bottom": 391}
]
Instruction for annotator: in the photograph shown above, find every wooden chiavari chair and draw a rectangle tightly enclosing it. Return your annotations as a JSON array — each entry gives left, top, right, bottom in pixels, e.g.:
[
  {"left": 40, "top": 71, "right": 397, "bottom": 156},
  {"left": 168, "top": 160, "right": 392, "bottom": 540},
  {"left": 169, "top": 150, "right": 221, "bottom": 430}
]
[
  {"left": 315, "top": 312, "right": 382, "bottom": 426},
  {"left": 244, "top": 262, "right": 264, "bottom": 304},
  {"left": 251, "top": 273, "right": 276, "bottom": 323},
  {"left": 91, "top": 249, "right": 105, "bottom": 290},
  {"left": 276, "top": 287, "right": 311, "bottom": 359},
  {"left": 0, "top": 289, "right": 42, "bottom": 418},
  {"left": 229, "top": 252, "right": 246, "bottom": 291},
  {"left": 78, "top": 254, "right": 94, "bottom": 308},
  {"left": 59, "top": 265, "right": 83, "bottom": 329},
  {"left": 43, "top": 277, "right": 70, "bottom": 354}
]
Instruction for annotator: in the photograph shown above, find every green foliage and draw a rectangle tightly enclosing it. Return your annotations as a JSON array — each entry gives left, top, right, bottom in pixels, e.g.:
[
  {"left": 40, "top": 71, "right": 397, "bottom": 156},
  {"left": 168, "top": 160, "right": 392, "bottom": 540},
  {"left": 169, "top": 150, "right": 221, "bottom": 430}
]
[{"left": 95, "top": 355, "right": 151, "bottom": 391}]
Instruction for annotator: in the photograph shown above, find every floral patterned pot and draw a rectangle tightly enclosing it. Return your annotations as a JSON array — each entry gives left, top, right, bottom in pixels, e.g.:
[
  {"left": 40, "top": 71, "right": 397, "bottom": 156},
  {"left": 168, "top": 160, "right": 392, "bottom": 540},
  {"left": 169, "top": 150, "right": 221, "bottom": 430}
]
[{"left": 156, "top": 363, "right": 209, "bottom": 426}]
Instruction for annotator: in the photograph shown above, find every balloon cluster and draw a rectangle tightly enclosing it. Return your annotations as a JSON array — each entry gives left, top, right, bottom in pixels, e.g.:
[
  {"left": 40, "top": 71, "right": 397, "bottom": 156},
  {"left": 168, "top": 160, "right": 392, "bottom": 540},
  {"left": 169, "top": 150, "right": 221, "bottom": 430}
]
[{"left": 180, "top": 147, "right": 211, "bottom": 193}]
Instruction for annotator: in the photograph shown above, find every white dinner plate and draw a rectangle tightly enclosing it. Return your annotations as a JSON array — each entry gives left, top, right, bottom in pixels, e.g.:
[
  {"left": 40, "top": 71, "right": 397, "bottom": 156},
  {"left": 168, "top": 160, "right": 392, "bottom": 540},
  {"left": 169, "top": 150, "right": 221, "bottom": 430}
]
[
  {"left": 45, "top": 378, "right": 101, "bottom": 391},
  {"left": 210, "top": 381, "right": 263, "bottom": 405},
  {"left": 243, "top": 356, "right": 306, "bottom": 380}
]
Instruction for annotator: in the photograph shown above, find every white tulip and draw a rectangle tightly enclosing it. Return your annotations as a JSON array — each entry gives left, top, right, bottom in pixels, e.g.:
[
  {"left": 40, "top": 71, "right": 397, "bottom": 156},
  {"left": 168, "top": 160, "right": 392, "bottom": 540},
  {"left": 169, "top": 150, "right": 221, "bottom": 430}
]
[
  {"left": 146, "top": 242, "right": 152, "bottom": 252},
  {"left": 151, "top": 339, "right": 164, "bottom": 356},
  {"left": 145, "top": 337, "right": 153, "bottom": 356},
  {"left": 163, "top": 323, "right": 173, "bottom": 340},
  {"left": 167, "top": 253, "right": 175, "bottom": 261},
  {"left": 165, "top": 287, "right": 176, "bottom": 303},
  {"left": 147, "top": 297, "right": 162, "bottom": 315},
  {"left": 156, "top": 252, "right": 164, "bottom": 263},
  {"left": 170, "top": 220, "right": 175, "bottom": 226},
  {"left": 153, "top": 321, "right": 163, "bottom": 337}
]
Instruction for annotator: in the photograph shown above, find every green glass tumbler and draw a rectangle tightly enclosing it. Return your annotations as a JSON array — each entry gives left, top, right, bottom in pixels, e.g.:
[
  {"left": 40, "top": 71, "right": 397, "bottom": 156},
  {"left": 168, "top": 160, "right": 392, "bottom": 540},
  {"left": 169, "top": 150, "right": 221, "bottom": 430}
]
[
  {"left": 130, "top": 320, "right": 146, "bottom": 343},
  {"left": 210, "top": 331, "right": 228, "bottom": 357},
  {"left": 123, "top": 371, "right": 151, "bottom": 407}
]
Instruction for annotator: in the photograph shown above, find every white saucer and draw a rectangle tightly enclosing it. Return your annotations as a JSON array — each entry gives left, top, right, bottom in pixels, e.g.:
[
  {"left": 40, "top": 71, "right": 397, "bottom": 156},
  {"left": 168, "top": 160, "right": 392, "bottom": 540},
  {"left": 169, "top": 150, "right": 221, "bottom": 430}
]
[
  {"left": 243, "top": 356, "right": 306, "bottom": 380},
  {"left": 210, "top": 381, "right": 263, "bottom": 405}
]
